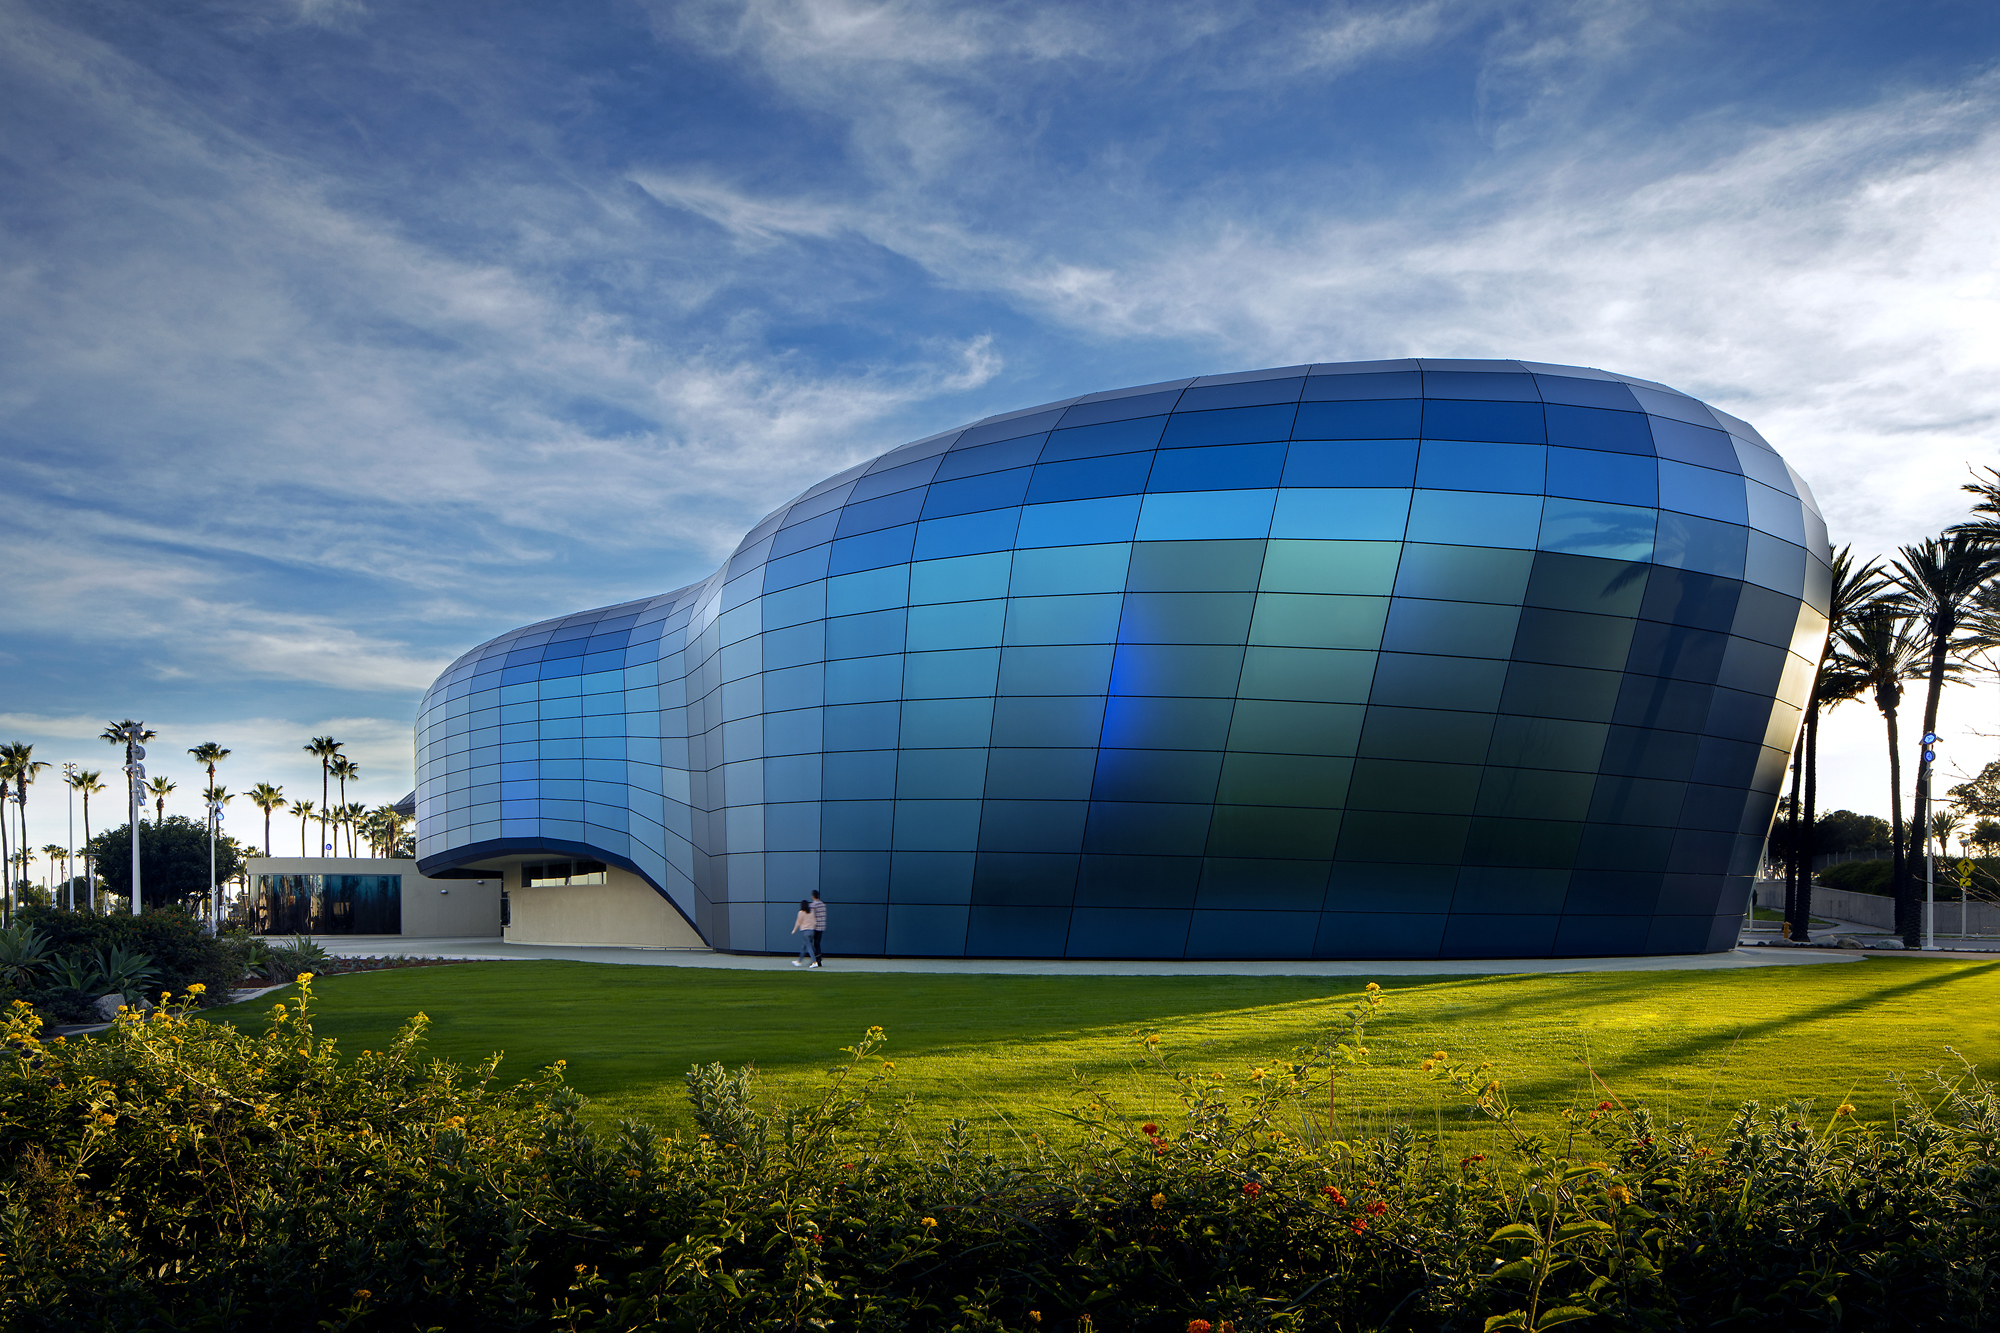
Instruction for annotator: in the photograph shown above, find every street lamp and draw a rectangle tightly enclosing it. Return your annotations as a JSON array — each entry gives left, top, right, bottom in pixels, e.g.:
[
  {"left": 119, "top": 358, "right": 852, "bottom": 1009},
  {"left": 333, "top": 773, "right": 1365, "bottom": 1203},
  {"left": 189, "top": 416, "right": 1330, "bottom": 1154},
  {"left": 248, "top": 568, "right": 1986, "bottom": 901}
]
[
  {"left": 116, "top": 723, "right": 147, "bottom": 916},
  {"left": 207, "top": 792, "right": 226, "bottom": 932},
  {"left": 1921, "top": 731, "right": 1940, "bottom": 951},
  {"left": 62, "top": 762, "right": 76, "bottom": 912}
]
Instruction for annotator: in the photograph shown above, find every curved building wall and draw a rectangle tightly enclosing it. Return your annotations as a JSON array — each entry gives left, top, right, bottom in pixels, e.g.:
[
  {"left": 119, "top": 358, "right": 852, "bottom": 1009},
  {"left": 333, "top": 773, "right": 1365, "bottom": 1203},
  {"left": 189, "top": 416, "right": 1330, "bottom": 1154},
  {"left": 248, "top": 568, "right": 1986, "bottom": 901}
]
[{"left": 415, "top": 358, "right": 1831, "bottom": 959}]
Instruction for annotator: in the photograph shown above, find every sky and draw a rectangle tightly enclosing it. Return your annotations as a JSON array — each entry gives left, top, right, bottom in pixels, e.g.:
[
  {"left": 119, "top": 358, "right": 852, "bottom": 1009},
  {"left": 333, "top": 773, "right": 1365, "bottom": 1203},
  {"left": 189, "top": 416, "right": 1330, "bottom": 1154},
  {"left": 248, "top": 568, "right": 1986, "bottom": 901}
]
[{"left": 2, "top": 0, "right": 1998, "bottom": 868}]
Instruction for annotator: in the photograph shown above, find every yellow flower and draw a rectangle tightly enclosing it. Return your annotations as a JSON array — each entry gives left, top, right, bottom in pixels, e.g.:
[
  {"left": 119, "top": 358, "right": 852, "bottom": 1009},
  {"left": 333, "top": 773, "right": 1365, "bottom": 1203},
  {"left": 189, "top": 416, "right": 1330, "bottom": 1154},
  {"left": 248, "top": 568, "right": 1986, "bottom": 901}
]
[
  {"left": 1151, "top": 1193, "right": 1166, "bottom": 1210},
  {"left": 187, "top": 984, "right": 206, "bottom": 994},
  {"left": 1250, "top": 1067, "right": 1267, "bottom": 1081},
  {"left": 883, "top": 1061, "right": 895, "bottom": 1071},
  {"left": 444, "top": 1116, "right": 465, "bottom": 1129},
  {"left": 921, "top": 1216, "right": 937, "bottom": 1228},
  {"left": 1431, "top": 1050, "right": 1447, "bottom": 1061},
  {"left": 297, "top": 972, "right": 314, "bottom": 983},
  {"left": 1836, "top": 1104, "right": 1856, "bottom": 1117},
  {"left": 1364, "top": 982, "right": 1380, "bottom": 992},
  {"left": 1421, "top": 1061, "right": 1434, "bottom": 1073},
  {"left": 254, "top": 1105, "right": 268, "bottom": 1116},
  {"left": 1607, "top": 1184, "right": 1632, "bottom": 1206},
  {"left": 1029, "top": 1313, "right": 1042, "bottom": 1324}
]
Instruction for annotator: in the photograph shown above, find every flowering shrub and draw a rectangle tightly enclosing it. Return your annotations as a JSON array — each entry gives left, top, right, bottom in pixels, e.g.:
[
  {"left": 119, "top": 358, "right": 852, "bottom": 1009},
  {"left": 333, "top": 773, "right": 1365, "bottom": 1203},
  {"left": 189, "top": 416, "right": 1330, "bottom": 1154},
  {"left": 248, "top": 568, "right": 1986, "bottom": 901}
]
[{"left": 2, "top": 981, "right": 1997, "bottom": 1330}]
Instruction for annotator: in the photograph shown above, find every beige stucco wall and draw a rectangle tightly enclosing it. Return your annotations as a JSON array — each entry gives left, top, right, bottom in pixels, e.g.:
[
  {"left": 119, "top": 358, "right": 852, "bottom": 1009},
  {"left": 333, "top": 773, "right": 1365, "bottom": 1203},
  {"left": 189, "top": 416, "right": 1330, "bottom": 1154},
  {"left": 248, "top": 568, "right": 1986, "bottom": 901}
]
[
  {"left": 504, "top": 866, "right": 705, "bottom": 948},
  {"left": 246, "top": 858, "right": 503, "bottom": 937}
]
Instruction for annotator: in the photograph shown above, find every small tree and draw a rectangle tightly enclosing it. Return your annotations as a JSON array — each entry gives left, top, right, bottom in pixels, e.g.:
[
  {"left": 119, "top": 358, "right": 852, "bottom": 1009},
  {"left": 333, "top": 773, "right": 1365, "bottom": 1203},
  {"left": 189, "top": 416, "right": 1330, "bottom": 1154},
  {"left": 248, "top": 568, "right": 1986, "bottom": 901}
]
[{"left": 83, "top": 817, "right": 243, "bottom": 911}]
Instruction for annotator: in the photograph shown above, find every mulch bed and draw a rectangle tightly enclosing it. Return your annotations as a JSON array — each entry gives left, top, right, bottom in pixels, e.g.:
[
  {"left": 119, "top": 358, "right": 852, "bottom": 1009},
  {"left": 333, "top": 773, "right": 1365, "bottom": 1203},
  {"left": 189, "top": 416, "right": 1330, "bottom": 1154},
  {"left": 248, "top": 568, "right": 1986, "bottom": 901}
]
[{"left": 271, "top": 956, "right": 479, "bottom": 978}]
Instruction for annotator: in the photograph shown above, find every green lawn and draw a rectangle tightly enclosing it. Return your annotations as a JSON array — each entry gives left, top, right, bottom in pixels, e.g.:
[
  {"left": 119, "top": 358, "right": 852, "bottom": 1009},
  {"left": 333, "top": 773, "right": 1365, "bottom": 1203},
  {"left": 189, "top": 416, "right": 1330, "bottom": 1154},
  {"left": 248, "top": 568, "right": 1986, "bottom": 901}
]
[{"left": 206, "top": 957, "right": 2000, "bottom": 1149}]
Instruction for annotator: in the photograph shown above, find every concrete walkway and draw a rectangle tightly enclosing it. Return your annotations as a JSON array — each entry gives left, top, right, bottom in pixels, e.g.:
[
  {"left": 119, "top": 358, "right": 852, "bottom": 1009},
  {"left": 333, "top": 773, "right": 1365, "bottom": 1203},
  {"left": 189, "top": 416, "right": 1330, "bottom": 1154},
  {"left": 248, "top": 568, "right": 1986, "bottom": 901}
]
[{"left": 308, "top": 934, "right": 1865, "bottom": 977}]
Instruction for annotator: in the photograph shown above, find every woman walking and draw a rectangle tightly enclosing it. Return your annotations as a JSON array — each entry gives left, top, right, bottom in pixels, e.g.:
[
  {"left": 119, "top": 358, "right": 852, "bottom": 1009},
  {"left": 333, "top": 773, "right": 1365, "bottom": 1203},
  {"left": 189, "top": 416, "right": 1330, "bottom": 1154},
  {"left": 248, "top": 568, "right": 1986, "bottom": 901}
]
[{"left": 790, "top": 899, "right": 815, "bottom": 967}]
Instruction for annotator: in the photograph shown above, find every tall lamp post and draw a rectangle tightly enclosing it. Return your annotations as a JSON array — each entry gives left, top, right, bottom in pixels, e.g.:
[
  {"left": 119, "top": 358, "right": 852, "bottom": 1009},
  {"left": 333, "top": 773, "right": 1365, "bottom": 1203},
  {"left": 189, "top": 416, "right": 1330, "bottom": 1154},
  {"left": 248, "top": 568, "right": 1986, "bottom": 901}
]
[
  {"left": 117, "top": 723, "right": 147, "bottom": 916},
  {"left": 206, "top": 791, "right": 225, "bottom": 931},
  {"left": 62, "top": 762, "right": 76, "bottom": 911},
  {"left": 1920, "top": 731, "right": 1940, "bottom": 951}
]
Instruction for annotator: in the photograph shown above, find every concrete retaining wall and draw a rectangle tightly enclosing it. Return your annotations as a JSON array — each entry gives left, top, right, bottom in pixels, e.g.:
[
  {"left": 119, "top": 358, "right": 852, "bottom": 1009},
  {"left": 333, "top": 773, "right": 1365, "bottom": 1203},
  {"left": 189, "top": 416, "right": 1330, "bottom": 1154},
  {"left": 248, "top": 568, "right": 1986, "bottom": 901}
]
[{"left": 1754, "top": 879, "right": 2000, "bottom": 934}]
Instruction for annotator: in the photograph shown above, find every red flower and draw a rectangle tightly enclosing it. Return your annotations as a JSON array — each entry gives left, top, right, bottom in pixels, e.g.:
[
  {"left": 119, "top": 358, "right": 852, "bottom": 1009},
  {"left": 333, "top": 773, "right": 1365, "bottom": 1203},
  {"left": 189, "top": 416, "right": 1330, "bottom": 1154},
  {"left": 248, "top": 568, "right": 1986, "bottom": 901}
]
[
  {"left": 1597, "top": 1101, "right": 1614, "bottom": 1112},
  {"left": 1366, "top": 1200, "right": 1387, "bottom": 1216},
  {"left": 1142, "top": 1123, "right": 1159, "bottom": 1136},
  {"left": 1323, "top": 1186, "right": 1346, "bottom": 1205},
  {"left": 1241, "top": 1181, "right": 1262, "bottom": 1197},
  {"left": 1187, "top": 1321, "right": 1213, "bottom": 1333},
  {"left": 1349, "top": 1218, "right": 1369, "bottom": 1234},
  {"left": 1153, "top": 1140, "right": 1169, "bottom": 1154}
]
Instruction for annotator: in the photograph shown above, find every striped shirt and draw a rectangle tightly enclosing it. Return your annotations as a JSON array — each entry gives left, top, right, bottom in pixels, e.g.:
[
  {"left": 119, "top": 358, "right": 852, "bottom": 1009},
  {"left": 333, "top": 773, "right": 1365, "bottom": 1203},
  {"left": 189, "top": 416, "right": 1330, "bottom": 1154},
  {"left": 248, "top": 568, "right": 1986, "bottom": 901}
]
[{"left": 811, "top": 898, "right": 827, "bottom": 929}]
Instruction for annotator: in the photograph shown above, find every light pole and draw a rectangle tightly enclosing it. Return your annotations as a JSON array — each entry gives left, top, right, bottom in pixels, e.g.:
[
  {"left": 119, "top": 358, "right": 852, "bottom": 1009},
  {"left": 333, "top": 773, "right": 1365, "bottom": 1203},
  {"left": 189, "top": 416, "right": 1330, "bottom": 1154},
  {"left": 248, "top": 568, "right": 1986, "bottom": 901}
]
[
  {"left": 1920, "top": 731, "right": 1939, "bottom": 951},
  {"left": 62, "top": 762, "right": 76, "bottom": 911},
  {"left": 207, "top": 792, "right": 225, "bottom": 931},
  {"left": 118, "top": 723, "right": 147, "bottom": 916}
]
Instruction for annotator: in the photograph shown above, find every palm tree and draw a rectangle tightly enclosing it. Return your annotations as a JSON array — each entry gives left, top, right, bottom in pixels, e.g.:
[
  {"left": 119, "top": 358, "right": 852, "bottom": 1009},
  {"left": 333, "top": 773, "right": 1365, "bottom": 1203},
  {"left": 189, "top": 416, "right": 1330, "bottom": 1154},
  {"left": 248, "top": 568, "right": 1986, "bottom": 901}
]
[
  {"left": 67, "top": 768, "right": 103, "bottom": 911},
  {"left": 146, "top": 776, "right": 177, "bottom": 826},
  {"left": 292, "top": 800, "right": 317, "bottom": 857},
  {"left": 247, "top": 783, "right": 286, "bottom": 856},
  {"left": 40, "top": 844, "right": 65, "bottom": 896},
  {"left": 364, "top": 805, "right": 408, "bottom": 858},
  {"left": 342, "top": 801, "right": 367, "bottom": 857},
  {"left": 304, "top": 737, "right": 342, "bottom": 857},
  {"left": 1931, "top": 808, "right": 1962, "bottom": 866},
  {"left": 1886, "top": 535, "right": 2000, "bottom": 945},
  {"left": 329, "top": 756, "right": 359, "bottom": 855},
  {"left": 0, "top": 743, "right": 49, "bottom": 903},
  {"left": 0, "top": 764, "right": 14, "bottom": 922},
  {"left": 1835, "top": 610, "right": 1941, "bottom": 939},
  {"left": 1784, "top": 548, "right": 1889, "bottom": 941}
]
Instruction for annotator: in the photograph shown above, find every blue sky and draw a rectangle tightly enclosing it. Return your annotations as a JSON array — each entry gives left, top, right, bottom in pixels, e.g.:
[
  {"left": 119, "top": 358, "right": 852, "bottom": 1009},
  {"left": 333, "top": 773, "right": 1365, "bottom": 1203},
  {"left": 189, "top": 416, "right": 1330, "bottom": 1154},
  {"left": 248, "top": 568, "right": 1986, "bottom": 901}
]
[{"left": 3, "top": 0, "right": 1998, "bottom": 861}]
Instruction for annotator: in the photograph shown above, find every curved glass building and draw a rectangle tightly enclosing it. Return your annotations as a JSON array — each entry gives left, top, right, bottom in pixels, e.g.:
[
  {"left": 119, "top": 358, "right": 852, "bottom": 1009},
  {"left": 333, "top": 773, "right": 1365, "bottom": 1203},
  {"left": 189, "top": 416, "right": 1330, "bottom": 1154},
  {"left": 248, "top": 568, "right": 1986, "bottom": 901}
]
[{"left": 414, "top": 359, "right": 1830, "bottom": 959}]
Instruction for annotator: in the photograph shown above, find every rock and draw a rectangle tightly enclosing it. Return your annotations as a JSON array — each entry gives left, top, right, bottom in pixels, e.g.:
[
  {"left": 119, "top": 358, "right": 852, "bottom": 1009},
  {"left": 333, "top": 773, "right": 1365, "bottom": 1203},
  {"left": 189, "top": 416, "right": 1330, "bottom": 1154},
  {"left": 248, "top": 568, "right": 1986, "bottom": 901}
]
[
  {"left": 1836, "top": 937, "right": 1863, "bottom": 949},
  {"left": 89, "top": 992, "right": 153, "bottom": 1022},
  {"left": 1872, "top": 938, "right": 1906, "bottom": 950}
]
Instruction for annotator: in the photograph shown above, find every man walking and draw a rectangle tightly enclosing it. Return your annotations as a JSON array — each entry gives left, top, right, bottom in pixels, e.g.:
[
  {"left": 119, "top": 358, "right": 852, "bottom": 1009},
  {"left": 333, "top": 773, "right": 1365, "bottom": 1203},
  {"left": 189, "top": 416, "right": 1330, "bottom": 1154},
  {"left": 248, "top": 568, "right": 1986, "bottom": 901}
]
[{"left": 809, "top": 889, "right": 827, "bottom": 968}]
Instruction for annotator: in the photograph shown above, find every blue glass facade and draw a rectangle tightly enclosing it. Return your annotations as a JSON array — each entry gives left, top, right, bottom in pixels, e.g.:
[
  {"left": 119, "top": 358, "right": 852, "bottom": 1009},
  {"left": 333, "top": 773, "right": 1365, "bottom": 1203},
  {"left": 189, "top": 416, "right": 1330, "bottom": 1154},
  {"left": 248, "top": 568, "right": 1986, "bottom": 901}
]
[{"left": 415, "top": 359, "right": 1830, "bottom": 958}]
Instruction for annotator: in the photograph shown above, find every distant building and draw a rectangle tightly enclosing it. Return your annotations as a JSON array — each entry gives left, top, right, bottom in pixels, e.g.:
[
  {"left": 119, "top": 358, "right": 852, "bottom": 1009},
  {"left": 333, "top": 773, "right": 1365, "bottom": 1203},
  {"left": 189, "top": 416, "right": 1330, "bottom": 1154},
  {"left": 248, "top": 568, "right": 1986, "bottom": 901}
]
[{"left": 413, "top": 359, "right": 1829, "bottom": 959}]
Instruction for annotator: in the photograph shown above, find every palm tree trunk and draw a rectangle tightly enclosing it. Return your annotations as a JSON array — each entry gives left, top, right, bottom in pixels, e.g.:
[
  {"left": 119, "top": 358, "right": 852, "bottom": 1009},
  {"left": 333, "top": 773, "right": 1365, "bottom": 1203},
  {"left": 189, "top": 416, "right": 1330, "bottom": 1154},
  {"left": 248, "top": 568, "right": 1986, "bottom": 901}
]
[
  {"left": 82, "top": 792, "right": 92, "bottom": 912},
  {"left": 1782, "top": 730, "right": 1803, "bottom": 933},
  {"left": 0, "top": 784, "right": 11, "bottom": 926},
  {"left": 1791, "top": 697, "right": 1822, "bottom": 943},
  {"left": 321, "top": 762, "right": 330, "bottom": 857},
  {"left": 1886, "top": 696, "right": 1908, "bottom": 940},
  {"left": 1903, "top": 632, "right": 1955, "bottom": 947},
  {"left": 264, "top": 808, "right": 272, "bottom": 857}
]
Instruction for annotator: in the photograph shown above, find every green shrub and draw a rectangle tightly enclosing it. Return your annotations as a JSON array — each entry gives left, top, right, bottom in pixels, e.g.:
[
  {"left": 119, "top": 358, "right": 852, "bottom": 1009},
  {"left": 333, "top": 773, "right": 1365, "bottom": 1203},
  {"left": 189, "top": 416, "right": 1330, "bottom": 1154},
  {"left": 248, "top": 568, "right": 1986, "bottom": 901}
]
[
  {"left": 1817, "top": 858, "right": 1893, "bottom": 894},
  {"left": 2, "top": 982, "right": 1996, "bottom": 1330},
  {"left": 12, "top": 905, "right": 238, "bottom": 1009}
]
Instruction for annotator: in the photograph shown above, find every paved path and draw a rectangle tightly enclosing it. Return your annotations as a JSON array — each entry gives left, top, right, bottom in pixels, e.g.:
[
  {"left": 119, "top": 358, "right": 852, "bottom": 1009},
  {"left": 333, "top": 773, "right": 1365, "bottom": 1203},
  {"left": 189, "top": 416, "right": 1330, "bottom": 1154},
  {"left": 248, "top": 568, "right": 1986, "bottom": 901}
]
[{"left": 308, "top": 935, "right": 1865, "bottom": 977}]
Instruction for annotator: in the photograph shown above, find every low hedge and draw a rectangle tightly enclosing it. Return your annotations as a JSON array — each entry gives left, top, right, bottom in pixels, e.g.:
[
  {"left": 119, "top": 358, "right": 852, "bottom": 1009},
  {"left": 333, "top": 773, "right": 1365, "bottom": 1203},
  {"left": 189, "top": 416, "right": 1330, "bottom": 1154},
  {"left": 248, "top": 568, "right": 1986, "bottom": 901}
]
[
  {"left": 1817, "top": 857, "right": 2000, "bottom": 899},
  {"left": 0, "top": 907, "right": 242, "bottom": 1023},
  {"left": 3, "top": 982, "right": 1997, "bottom": 1330},
  {"left": 1817, "top": 859, "right": 1894, "bottom": 895}
]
